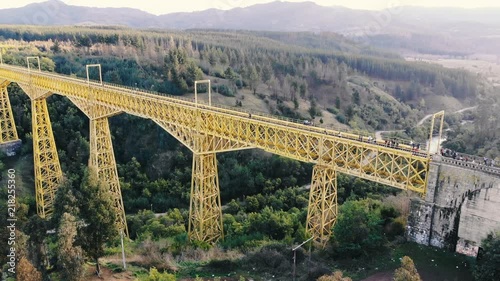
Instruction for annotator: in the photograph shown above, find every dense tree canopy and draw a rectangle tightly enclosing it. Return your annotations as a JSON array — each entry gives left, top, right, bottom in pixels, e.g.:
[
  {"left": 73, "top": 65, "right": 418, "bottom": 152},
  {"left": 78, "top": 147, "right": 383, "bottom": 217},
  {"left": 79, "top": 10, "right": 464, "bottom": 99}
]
[
  {"left": 331, "top": 199, "right": 389, "bottom": 258},
  {"left": 0, "top": 24, "right": 492, "bottom": 280},
  {"left": 473, "top": 232, "right": 500, "bottom": 281},
  {"left": 77, "top": 168, "right": 119, "bottom": 276}
]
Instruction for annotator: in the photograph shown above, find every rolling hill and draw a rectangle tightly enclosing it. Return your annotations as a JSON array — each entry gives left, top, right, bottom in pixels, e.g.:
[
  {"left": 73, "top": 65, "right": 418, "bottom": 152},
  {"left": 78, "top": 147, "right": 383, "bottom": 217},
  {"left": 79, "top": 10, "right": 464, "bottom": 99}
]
[{"left": 0, "top": 1, "right": 499, "bottom": 56}]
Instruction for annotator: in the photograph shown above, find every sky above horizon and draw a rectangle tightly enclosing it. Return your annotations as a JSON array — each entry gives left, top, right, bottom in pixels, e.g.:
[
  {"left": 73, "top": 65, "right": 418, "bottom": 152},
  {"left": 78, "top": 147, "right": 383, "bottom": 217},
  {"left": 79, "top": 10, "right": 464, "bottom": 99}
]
[{"left": 1, "top": 0, "right": 499, "bottom": 15}]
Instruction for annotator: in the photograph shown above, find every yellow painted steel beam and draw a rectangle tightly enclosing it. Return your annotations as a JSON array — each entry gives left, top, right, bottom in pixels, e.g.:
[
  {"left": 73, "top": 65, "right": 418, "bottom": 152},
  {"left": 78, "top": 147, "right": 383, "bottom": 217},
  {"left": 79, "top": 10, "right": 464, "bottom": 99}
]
[
  {"left": 0, "top": 64, "right": 432, "bottom": 244},
  {"left": 188, "top": 153, "right": 223, "bottom": 243},
  {"left": 427, "top": 110, "right": 445, "bottom": 158},
  {"left": 89, "top": 117, "right": 128, "bottom": 236},
  {"left": 68, "top": 96, "right": 121, "bottom": 120},
  {"left": 0, "top": 81, "right": 19, "bottom": 143},
  {"left": 64, "top": 96, "right": 127, "bottom": 235},
  {"left": 306, "top": 165, "right": 337, "bottom": 246},
  {"left": 31, "top": 98, "right": 63, "bottom": 218},
  {"left": 155, "top": 119, "right": 252, "bottom": 154},
  {"left": 0, "top": 65, "right": 430, "bottom": 195}
]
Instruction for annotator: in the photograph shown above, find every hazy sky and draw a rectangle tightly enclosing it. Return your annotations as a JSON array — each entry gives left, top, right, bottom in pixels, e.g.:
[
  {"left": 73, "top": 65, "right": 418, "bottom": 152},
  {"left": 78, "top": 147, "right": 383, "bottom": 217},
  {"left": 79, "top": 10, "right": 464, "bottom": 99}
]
[{"left": 1, "top": 0, "right": 499, "bottom": 15}]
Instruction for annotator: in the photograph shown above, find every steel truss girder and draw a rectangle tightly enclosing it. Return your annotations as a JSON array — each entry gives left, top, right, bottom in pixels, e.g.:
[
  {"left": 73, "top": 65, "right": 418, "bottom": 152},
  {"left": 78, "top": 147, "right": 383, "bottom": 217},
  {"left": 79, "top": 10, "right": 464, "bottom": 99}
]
[
  {"left": 89, "top": 117, "right": 128, "bottom": 236},
  {"left": 188, "top": 153, "right": 223, "bottom": 243},
  {"left": 0, "top": 65, "right": 434, "bottom": 246},
  {"left": 155, "top": 119, "right": 252, "bottom": 154},
  {"left": 68, "top": 96, "right": 121, "bottom": 119},
  {"left": 69, "top": 96, "right": 126, "bottom": 235},
  {"left": 0, "top": 81, "right": 19, "bottom": 143},
  {"left": 0, "top": 66, "right": 430, "bottom": 196},
  {"left": 18, "top": 83, "right": 52, "bottom": 100},
  {"left": 31, "top": 98, "right": 63, "bottom": 218},
  {"left": 306, "top": 165, "right": 337, "bottom": 247}
]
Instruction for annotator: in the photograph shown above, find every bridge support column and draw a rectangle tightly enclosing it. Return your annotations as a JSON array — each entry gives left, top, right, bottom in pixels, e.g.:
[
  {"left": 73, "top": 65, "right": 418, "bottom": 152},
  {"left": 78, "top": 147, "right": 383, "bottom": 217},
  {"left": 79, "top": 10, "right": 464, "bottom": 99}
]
[
  {"left": 89, "top": 117, "right": 128, "bottom": 236},
  {"left": 188, "top": 153, "right": 223, "bottom": 243},
  {"left": 306, "top": 165, "right": 338, "bottom": 247},
  {"left": 0, "top": 82, "right": 21, "bottom": 155},
  {"left": 32, "top": 98, "right": 63, "bottom": 218}
]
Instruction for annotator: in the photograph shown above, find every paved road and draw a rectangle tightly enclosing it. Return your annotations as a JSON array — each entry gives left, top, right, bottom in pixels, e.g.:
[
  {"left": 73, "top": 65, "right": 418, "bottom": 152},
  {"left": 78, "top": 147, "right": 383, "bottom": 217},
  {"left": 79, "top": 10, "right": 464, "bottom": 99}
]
[
  {"left": 376, "top": 106, "right": 478, "bottom": 141},
  {"left": 417, "top": 106, "right": 477, "bottom": 126}
]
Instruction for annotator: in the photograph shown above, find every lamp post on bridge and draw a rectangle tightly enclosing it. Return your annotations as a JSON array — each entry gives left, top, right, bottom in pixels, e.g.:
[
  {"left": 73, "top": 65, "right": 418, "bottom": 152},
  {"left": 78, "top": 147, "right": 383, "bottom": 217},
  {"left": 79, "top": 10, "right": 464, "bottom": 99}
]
[
  {"left": 194, "top": 80, "right": 212, "bottom": 144},
  {"left": 194, "top": 80, "right": 212, "bottom": 107},
  {"left": 86, "top": 64, "right": 103, "bottom": 86},
  {"left": 427, "top": 111, "right": 445, "bottom": 159},
  {"left": 26, "top": 56, "right": 41, "bottom": 72}
]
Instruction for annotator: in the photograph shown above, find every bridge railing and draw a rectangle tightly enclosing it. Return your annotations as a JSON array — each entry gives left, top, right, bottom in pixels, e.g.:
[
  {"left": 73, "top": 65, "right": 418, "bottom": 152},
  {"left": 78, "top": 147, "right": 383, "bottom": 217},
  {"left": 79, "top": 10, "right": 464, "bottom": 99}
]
[
  {"left": 1, "top": 64, "right": 371, "bottom": 131},
  {"left": 437, "top": 156, "right": 500, "bottom": 175},
  {"left": 440, "top": 150, "right": 498, "bottom": 168},
  {"left": 1, "top": 63, "right": 430, "bottom": 157}
]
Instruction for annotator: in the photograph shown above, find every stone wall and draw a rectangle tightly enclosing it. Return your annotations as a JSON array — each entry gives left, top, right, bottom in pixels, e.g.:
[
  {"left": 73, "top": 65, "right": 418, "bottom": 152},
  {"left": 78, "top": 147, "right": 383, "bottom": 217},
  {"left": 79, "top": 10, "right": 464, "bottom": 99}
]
[{"left": 406, "top": 157, "right": 500, "bottom": 257}]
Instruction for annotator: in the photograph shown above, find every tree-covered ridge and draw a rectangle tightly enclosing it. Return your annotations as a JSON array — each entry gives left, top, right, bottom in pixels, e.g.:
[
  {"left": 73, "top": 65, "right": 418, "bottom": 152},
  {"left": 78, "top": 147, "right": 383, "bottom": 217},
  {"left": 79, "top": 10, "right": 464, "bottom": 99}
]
[
  {"left": 0, "top": 25, "right": 480, "bottom": 138},
  {"left": 0, "top": 25, "right": 492, "bottom": 280},
  {"left": 0, "top": 25, "right": 478, "bottom": 99},
  {"left": 443, "top": 87, "right": 500, "bottom": 159}
]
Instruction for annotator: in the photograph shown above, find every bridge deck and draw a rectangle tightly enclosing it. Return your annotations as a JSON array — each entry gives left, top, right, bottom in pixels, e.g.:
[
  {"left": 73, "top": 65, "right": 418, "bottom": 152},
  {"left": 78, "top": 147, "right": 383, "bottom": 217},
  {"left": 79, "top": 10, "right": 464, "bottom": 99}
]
[{"left": 0, "top": 64, "right": 430, "bottom": 193}]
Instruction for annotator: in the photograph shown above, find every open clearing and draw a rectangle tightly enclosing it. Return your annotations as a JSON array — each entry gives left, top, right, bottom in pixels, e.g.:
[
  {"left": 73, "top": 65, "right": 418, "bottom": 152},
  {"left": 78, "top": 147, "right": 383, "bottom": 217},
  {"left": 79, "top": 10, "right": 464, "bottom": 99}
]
[{"left": 406, "top": 56, "right": 500, "bottom": 86}]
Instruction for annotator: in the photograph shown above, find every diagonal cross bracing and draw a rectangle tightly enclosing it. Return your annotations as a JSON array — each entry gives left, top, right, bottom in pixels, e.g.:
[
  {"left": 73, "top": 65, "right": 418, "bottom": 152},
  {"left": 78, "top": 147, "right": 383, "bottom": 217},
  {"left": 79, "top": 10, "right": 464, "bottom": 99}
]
[{"left": 0, "top": 63, "right": 431, "bottom": 244}]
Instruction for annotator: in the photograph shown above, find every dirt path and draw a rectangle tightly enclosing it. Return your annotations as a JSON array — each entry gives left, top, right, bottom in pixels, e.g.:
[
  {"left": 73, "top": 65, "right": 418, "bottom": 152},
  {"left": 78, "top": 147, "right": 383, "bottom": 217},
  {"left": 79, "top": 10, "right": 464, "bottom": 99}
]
[{"left": 416, "top": 106, "right": 477, "bottom": 126}]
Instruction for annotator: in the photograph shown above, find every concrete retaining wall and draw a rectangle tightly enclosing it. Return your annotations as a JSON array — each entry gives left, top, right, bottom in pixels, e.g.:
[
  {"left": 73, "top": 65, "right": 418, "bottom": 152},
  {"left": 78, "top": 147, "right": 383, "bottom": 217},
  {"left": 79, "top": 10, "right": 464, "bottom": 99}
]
[{"left": 406, "top": 157, "right": 500, "bottom": 257}]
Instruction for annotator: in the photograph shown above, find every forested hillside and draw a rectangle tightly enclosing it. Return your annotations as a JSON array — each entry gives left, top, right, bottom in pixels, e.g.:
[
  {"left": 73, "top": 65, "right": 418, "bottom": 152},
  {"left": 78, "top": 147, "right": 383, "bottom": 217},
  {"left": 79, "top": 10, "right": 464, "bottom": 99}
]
[
  {"left": 0, "top": 25, "right": 492, "bottom": 280},
  {"left": 0, "top": 26, "right": 480, "bottom": 132}
]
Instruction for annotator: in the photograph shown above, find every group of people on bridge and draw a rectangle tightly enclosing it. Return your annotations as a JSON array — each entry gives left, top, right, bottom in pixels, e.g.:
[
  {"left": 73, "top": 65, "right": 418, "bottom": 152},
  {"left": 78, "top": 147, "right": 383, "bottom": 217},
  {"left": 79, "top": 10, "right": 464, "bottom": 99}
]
[{"left": 441, "top": 148, "right": 497, "bottom": 168}]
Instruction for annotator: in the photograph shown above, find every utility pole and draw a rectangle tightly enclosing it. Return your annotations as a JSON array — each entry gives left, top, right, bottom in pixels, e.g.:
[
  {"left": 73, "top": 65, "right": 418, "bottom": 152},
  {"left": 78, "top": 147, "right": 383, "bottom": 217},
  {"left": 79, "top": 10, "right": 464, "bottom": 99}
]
[
  {"left": 120, "top": 230, "right": 127, "bottom": 269},
  {"left": 292, "top": 236, "right": 314, "bottom": 281}
]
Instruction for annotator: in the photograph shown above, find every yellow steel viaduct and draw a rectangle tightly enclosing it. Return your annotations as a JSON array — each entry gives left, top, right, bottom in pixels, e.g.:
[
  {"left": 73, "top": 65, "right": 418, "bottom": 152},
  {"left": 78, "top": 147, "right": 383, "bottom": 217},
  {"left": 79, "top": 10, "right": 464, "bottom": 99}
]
[{"left": 0, "top": 62, "right": 430, "bottom": 245}]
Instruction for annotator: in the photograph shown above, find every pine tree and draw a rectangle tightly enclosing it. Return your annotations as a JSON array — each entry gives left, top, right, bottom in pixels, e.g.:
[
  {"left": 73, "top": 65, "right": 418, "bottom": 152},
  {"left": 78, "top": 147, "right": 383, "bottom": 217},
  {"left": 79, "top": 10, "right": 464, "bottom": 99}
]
[
  {"left": 24, "top": 216, "right": 49, "bottom": 276},
  {"left": 77, "top": 168, "right": 118, "bottom": 276},
  {"left": 58, "top": 212, "right": 85, "bottom": 281},
  {"left": 248, "top": 65, "right": 260, "bottom": 95}
]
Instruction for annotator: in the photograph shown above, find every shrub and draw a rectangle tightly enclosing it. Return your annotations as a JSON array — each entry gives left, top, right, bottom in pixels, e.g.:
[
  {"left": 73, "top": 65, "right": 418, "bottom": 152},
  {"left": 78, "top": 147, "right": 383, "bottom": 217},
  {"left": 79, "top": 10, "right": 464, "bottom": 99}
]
[
  {"left": 327, "top": 108, "right": 338, "bottom": 115},
  {"left": 473, "top": 232, "right": 500, "bottom": 281},
  {"left": 140, "top": 267, "right": 176, "bottom": 281},
  {"left": 336, "top": 114, "right": 347, "bottom": 124},
  {"left": 206, "top": 259, "right": 239, "bottom": 273},
  {"left": 212, "top": 85, "right": 234, "bottom": 97}
]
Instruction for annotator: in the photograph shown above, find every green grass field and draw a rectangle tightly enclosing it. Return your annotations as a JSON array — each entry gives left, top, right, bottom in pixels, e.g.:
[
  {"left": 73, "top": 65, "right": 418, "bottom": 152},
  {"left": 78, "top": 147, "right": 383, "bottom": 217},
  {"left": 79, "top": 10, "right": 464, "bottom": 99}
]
[{"left": 343, "top": 242, "right": 475, "bottom": 281}]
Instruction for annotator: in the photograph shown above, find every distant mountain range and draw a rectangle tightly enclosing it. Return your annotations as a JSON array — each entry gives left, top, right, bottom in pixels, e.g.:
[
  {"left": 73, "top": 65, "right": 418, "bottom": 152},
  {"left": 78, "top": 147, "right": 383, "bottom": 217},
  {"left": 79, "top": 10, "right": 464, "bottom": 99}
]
[
  {"left": 2, "top": 0, "right": 499, "bottom": 32},
  {"left": 1, "top": 0, "right": 499, "bottom": 56}
]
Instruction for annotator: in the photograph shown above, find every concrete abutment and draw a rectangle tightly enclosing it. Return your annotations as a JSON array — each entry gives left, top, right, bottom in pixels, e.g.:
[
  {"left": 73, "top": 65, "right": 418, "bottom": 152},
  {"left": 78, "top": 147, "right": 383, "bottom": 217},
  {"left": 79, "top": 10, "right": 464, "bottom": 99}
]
[{"left": 406, "top": 157, "right": 500, "bottom": 257}]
